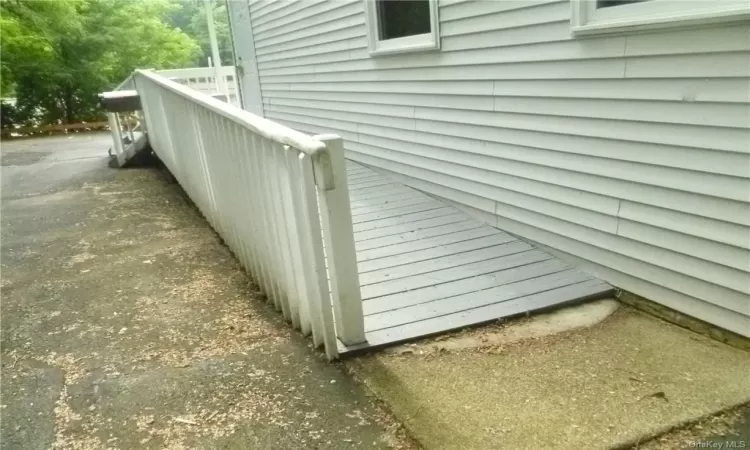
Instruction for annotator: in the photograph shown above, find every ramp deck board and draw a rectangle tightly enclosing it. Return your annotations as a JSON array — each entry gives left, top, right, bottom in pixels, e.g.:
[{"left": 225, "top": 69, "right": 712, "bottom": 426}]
[{"left": 339, "top": 161, "right": 613, "bottom": 355}]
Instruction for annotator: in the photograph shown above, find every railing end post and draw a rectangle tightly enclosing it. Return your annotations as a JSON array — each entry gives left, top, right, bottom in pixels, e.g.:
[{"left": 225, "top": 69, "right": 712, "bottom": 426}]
[
  {"left": 312, "top": 134, "right": 367, "bottom": 346},
  {"left": 312, "top": 134, "right": 340, "bottom": 190}
]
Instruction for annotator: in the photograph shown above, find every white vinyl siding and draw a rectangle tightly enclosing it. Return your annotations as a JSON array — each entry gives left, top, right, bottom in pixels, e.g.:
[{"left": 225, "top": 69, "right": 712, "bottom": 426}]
[{"left": 234, "top": 0, "right": 750, "bottom": 336}]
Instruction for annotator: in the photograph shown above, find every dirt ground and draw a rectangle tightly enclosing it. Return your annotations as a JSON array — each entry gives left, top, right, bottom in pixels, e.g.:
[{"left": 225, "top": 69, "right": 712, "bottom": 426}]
[{"left": 0, "top": 133, "right": 416, "bottom": 450}]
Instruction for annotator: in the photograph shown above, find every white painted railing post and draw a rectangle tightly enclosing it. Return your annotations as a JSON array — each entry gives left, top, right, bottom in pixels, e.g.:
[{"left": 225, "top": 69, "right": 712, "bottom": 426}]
[
  {"left": 313, "top": 135, "right": 367, "bottom": 346},
  {"left": 106, "top": 112, "right": 125, "bottom": 164}
]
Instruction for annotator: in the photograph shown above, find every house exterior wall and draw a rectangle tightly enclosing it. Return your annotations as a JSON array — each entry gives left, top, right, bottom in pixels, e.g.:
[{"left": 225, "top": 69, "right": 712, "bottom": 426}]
[{"left": 229, "top": 0, "right": 750, "bottom": 336}]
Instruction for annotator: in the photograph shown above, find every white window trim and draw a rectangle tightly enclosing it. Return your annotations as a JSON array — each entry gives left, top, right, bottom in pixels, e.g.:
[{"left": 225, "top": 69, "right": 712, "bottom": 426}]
[
  {"left": 364, "top": 0, "right": 440, "bottom": 56},
  {"left": 571, "top": 0, "right": 750, "bottom": 36}
]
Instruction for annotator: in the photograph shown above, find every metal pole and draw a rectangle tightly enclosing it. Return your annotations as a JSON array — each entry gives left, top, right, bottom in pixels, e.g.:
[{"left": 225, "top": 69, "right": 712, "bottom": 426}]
[{"left": 204, "top": 0, "right": 228, "bottom": 97}]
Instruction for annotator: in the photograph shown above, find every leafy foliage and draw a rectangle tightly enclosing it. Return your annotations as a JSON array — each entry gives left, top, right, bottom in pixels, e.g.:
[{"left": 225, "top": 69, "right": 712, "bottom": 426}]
[{"left": 1, "top": 0, "right": 200, "bottom": 125}]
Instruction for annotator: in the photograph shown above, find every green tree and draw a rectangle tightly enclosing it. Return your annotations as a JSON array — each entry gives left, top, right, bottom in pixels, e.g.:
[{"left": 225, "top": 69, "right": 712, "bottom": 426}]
[{"left": 1, "top": 0, "right": 200, "bottom": 125}]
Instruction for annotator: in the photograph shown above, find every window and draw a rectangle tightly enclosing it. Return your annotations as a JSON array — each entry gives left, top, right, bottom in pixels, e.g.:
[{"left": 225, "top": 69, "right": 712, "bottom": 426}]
[
  {"left": 597, "top": 0, "right": 648, "bottom": 8},
  {"left": 571, "top": 0, "right": 750, "bottom": 36},
  {"left": 364, "top": 0, "right": 440, "bottom": 56}
]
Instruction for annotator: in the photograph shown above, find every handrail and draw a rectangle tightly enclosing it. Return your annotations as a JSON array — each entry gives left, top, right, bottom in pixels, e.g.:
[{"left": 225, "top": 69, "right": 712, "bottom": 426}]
[
  {"left": 155, "top": 66, "right": 235, "bottom": 78},
  {"left": 135, "top": 70, "right": 326, "bottom": 156},
  {"left": 113, "top": 73, "right": 136, "bottom": 91}
]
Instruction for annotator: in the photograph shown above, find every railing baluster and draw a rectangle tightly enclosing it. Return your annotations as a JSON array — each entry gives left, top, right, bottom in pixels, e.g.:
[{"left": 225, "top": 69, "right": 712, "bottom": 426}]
[
  {"left": 189, "top": 102, "right": 219, "bottom": 229},
  {"left": 240, "top": 130, "right": 270, "bottom": 296},
  {"left": 218, "top": 116, "right": 241, "bottom": 255},
  {"left": 249, "top": 133, "right": 282, "bottom": 308},
  {"left": 204, "top": 112, "right": 230, "bottom": 240},
  {"left": 282, "top": 148, "right": 312, "bottom": 336},
  {"left": 220, "top": 117, "right": 252, "bottom": 272},
  {"left": 225, "top": 125, "right": 259, "bottom": 285},
  {"left": 235, "top": 132, "right": 260, "bottom": 283},
  {"left": 159, "top": 89, "right": 173, "bottom": 169},
  {"left": 268, "top": 146, "right": 302, "bottom": 328},
  {"left": 182, "top": 99, "right": 207, "bottom": 218},
  {"left": 221, "top": 125, "right": 240, "bottom": 255},
  {"left": 260, "top": 140, "right": 291, "bottom": 320}
]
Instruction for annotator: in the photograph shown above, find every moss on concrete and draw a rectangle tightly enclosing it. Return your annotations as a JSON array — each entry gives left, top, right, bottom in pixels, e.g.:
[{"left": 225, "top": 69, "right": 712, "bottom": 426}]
[{"left": 618, "top": 290, "right": 750, "bottom": 352}]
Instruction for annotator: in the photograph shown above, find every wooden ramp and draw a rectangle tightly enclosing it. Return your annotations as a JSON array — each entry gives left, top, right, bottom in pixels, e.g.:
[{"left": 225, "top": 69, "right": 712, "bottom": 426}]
[{"left": 339, "top": 161, "right": 613, "bottom": 355}]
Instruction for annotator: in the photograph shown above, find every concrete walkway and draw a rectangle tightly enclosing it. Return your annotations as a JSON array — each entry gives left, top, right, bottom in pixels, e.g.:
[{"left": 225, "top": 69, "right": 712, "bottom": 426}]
[
  {"left": 350, "top": 303, "right": 750, "bottom": 450},
  {"left": 0, "top": 134, "right": 413, "bottom": 450}
]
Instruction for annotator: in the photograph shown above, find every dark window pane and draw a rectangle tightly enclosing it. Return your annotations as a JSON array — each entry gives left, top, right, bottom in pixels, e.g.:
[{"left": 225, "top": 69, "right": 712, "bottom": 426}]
[
  {"left": 377, "top": 0, "right": 431, "bottom": 41},
  {"left": 597, "top": 0, "right": 649, "bottom": 8}
]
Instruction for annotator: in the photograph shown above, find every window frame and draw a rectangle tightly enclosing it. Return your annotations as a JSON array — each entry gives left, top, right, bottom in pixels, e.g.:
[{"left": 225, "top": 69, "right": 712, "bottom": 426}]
[
  {"left": 571, "top": 0, "right": 750, "bottom": 36},
  {"left": 364, "top": 0, "right": 440, "bottom": 56}
]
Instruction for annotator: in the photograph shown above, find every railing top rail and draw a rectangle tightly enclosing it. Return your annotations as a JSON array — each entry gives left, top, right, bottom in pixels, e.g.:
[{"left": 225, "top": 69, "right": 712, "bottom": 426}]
[
  {"left": 156, "top": 66, "right": 235, "bottom": 76},
  {"left": 114, "top": 73, "right": 136, "bottom": 92},
  {"left": 134, "top": 69, "right": 327, "bottom": 156}
]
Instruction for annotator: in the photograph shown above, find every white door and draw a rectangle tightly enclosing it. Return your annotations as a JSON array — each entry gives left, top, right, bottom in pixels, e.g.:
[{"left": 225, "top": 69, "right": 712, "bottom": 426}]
[{"left": 226, "top": 0, "right": 264, "bottom": 117}]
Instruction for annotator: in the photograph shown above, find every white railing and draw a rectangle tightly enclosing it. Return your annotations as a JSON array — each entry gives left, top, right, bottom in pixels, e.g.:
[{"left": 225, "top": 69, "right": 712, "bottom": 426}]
[
  {"left": 132, "top": 69, "right": 365, "bottom": 359},
  {"left": 155, "top": 66, "right": 239, "bottom": 107}
]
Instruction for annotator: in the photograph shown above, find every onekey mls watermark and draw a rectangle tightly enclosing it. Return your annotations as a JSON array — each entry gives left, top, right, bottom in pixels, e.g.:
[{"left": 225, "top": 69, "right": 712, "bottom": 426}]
[{"left": 688, "top": 440, "right": 747, "bottom": 449}]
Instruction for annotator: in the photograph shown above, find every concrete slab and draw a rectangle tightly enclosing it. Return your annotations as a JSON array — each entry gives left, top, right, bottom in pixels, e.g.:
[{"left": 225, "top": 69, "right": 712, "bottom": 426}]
[
  {"left": 0, "top": 134, "right": 413, "bottom": 450},
  {"left": 349, "top": 307, "right": 750, "bottom": 450}
]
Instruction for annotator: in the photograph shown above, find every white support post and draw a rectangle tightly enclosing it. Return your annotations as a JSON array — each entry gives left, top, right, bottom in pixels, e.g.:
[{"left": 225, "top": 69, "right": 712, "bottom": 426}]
[
  {"left": 122, "top": 113, "right": 135, "bottom": 142},
  {"left": 299, "top": 152, "right": 338, "bottom": 358},
  {"left": 204, "top": 0, "right": 228, "bottom": 97},
  {"left": 313, "top": 135, "right": 366, "bottom": 346},
  {"left": 107, "top": 112, "right": 125, "bottom": 165}
]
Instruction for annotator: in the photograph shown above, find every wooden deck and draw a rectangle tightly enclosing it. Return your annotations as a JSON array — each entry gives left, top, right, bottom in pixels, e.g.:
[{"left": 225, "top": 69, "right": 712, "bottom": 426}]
[{"left": 339, "top": 161, "right": 614, "bottom": 354}]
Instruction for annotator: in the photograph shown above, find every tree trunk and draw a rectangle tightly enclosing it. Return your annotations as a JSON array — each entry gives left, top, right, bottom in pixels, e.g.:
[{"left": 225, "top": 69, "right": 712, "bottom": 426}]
[{"left": 63, "top": 86, "right": 74, "bottom": 124}]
